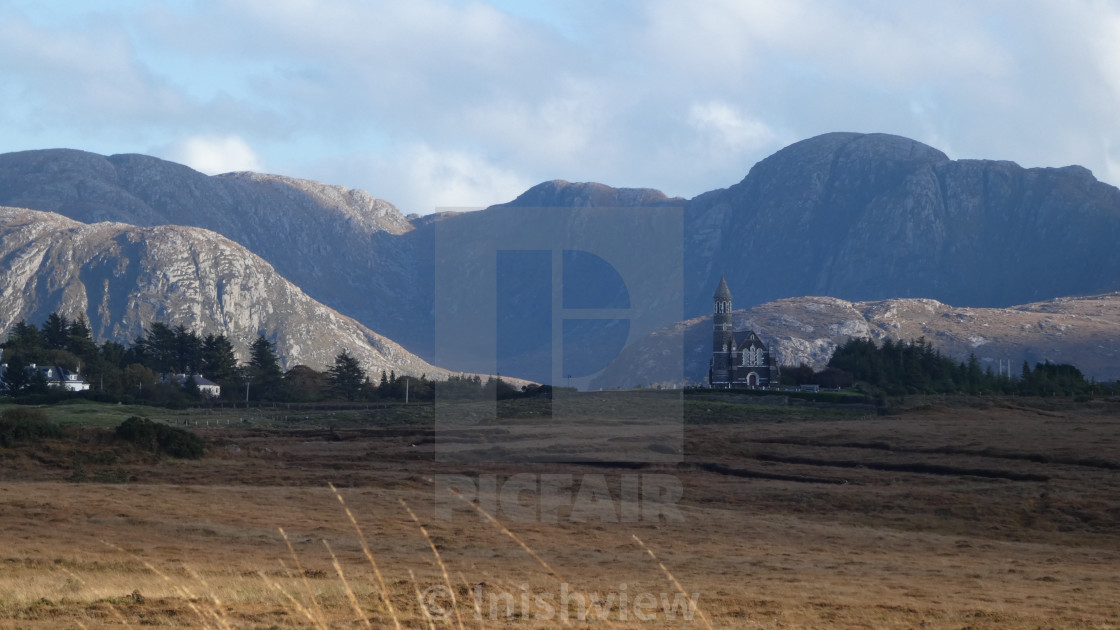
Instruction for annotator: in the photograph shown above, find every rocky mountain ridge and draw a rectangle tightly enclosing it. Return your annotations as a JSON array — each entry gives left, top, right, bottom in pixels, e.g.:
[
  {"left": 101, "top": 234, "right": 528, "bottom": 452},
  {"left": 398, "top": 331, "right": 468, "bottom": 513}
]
[
  {"left": 0, "top": 206, "right": 444, "bottom": 376},
  {"left": 682, "top": 132, "right": 1120, "bottom": 317},
  {"left": 591, "top": 292, "right": 1120, "bottom": 388},
  {"left": 0, "top": 149, "right": 423, "bottom": 348}
]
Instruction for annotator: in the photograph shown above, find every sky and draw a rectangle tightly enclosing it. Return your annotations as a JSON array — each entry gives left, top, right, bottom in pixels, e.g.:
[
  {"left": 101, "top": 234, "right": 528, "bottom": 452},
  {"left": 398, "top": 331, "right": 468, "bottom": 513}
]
[{"left": 2, "top": 0, "right": 1119, "bottom": 215}]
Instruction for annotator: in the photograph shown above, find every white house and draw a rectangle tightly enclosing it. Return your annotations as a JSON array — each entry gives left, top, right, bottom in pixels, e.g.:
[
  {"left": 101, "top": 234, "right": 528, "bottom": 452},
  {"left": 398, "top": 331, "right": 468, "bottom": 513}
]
[
  {"left": 162, "top": 373, "right": 222, "bottom": 398},
  {"left": 0, "top": 363, "right": 90, "bottom": 392},
  {"left": 36, "top": 364, "right": 91, "bottom": 391}
]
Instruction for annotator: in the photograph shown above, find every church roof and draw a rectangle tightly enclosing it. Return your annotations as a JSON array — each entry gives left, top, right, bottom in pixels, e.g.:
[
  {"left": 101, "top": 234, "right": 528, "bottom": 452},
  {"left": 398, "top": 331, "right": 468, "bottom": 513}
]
[
  {"left": 734, "top": 330, "right": 764, "bottom": 349},
  {"left": 713, "top": 275, "right": 732, "bottom": 300}
]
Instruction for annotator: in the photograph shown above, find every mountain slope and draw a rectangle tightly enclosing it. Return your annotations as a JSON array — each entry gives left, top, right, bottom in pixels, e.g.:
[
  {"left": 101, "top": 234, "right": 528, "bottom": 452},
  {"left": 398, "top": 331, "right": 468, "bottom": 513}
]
[
  {"left": 0, "top": 149, "right": 426, "bottom": 350},
  {"left": 591, "top": 293, "right": 1120, "bottom": 388},
  {"left": 0, "top": 206, "right": 443, "bottom": 376},
  {"left": 684, "top": 132, "right": 1120, "bottom": 316}
]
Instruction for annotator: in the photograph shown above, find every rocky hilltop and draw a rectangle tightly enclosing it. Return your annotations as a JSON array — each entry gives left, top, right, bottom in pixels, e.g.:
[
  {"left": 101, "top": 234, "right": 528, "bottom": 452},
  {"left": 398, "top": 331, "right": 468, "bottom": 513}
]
[
  {"left": 684, "top": 132, "right": 1120, "bottom": 316},
  {"left": 591, "top": 293, "right": 1120, "bottom": 388},
  {"left": 0, "top": 207, "right": 443, "bottom": 375}
]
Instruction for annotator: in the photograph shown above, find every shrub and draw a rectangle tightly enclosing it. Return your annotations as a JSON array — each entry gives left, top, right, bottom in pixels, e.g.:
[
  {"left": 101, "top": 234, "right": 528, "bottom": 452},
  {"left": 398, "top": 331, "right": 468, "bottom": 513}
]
[
  {"left": 114, "top": 416, "right": 204, "bottom": 459},
  {"left": 0, "top": 407, "right": 64, "bottom": 446}
]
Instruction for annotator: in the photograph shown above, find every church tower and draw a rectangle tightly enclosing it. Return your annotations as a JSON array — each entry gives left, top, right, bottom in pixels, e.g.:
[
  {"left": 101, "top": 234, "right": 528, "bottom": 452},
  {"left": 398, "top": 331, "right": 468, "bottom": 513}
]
[{"left": 710, "top": 275, "right": 734, "bottom": 386}]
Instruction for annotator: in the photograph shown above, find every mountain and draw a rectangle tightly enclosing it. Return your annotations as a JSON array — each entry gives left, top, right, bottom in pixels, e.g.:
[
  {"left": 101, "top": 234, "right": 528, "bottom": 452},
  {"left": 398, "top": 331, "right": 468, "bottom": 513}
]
[
  {"left": 498, "top": 179, "right": 682, "bottom": 207},
  {"left": 590, "top": 293, "right": 1120, "bottom": 388},
  {"left": 2, "top": 133, "right": 1120, "bottom": 383},
  {"left": 0, "top": 206, "right": 444, "bottom": 376},
  {"left": 683, "top": 132, "right": 1120, "bottom": 317},
  {"left": 0, "top": 149, "right": 428, "bottom": 353}
]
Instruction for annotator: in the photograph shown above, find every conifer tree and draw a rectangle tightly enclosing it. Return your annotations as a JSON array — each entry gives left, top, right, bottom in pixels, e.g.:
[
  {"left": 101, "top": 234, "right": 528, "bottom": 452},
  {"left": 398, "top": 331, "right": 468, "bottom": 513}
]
[
  {"left": 200, "top": 334, "right": 239, "bottom": 385},
  {"left": 327, "top": 350, "right": 366, "bottom": 401},
  {"left": 248, "top": 334, "right": 283, "bottom": 400},
  {"left": 1, "top": 355, "right": 31, "bottom": 395}
]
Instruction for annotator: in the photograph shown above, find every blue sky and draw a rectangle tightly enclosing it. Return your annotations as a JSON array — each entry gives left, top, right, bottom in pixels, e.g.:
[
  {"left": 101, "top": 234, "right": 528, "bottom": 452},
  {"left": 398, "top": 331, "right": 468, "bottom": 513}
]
[{"left": 2, "top": 0, "right": 1119, "bottom": 214}]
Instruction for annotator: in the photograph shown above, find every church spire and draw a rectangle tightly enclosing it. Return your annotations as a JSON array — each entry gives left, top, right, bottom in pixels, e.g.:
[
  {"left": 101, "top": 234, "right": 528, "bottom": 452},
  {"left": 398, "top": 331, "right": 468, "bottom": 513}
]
[
  {"left": 713, "top": 274, "right": 732, "bottom": 300},
  {"left": 710, "top": 274, "right": 734, "bottom": 387}
]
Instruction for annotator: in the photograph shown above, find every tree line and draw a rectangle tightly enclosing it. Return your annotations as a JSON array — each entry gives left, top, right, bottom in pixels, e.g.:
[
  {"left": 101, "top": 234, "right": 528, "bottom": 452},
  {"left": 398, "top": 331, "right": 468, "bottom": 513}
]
[
  {"left": 1, "top": 313, "right": 542, "bottom": 405},
  {"left": 822, "top": 336, "right": 1111, "bottom": 397}
]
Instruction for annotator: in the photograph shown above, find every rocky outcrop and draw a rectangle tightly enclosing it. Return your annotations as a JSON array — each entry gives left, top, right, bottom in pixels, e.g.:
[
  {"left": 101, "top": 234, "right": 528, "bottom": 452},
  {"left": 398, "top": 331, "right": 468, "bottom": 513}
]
[
  {"left": 0, "top": 207, "right": 445, "bottom": 376},
  {"left": 0, "top": 149, "right": 424, "bottom": 352},
  {"left": 591, "top": 293, "right": 1120, "bottom": 388}
]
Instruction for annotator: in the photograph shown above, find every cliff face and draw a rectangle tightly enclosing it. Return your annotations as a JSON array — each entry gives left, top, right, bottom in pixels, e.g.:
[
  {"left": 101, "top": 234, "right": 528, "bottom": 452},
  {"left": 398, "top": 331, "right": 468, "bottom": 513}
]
[
  {"left": 590, "top": 293, "right": 1120, "bottom": 388},
  {"left": 0, "top": 207, "right": 443, "bottom": 375}
]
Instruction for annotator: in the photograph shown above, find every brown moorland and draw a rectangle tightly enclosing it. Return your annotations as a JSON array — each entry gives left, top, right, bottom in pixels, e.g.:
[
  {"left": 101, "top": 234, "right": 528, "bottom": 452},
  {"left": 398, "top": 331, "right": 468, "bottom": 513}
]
[{"left": 0, "top": 395, "right": 1117, "bottom": 629}]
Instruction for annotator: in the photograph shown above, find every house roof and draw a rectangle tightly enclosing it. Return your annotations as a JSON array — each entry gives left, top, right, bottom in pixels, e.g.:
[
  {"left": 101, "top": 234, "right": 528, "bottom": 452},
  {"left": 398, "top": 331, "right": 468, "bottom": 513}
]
[
  {"left": 164, "top": 373, "right": 220, "bottom": 387},
  {"left": 35, "top": 365, "right": 87, "bottom": 383}
]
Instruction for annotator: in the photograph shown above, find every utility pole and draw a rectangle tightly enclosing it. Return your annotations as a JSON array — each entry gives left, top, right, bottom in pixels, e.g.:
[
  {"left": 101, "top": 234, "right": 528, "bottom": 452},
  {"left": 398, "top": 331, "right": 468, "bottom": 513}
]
[{"left": 404, "top": 377, "right": 409, "bottom": 404}]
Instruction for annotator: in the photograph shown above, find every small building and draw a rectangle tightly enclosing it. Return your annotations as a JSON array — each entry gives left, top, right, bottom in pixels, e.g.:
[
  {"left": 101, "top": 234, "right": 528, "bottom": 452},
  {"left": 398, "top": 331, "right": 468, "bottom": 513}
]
[
  {"left": 708, "top": 276, "right": 780, "bottom": 388},
  {"left": 162, "top": 373, "right": 222, "bottom": 397},
  {"left": 36, "top": 365, "right": 91, "bottom": 391},
  {"left": 0, "top": 363, "right": 90, "bottom": 392}
]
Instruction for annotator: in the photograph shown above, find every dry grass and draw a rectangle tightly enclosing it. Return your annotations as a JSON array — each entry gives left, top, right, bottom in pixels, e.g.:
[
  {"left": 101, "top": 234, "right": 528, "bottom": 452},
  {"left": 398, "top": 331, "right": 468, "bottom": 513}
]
[{"left": 0, "top": 396, "right": 1117, "bottom": 628}]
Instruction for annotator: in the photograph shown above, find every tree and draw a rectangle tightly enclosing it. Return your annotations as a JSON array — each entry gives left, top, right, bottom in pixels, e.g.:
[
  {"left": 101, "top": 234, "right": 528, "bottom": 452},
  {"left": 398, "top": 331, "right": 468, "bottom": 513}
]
[
  {"left": 140, "top": 323, "right": 179, "bottom": 373},
  {"left": 26, "top": 365, "right": 50, "bottom": 396},
  {"left": 284, "top": 365, "right": 325, "bottom": 401},
  {"left": 327, "top": 351, "right": 366, "bottom": 401},
  {"left": 2, "top": 320, "right": 43, "bottom": 364},
  {"left": 101, "top": 341, "right": 127, "bottom": 367},
  {"left": 181, "top": 374, "right": 202, "bottom": 399},
  {"left": 815, "top": 366, "right": 854, "bottom": 389},
  {"left": 123, "top": 363, "right": 159, "bottom": 396},
  {"left": 248, "top": 334, "right": 283, "bottom": 400},
  {"left": 1, "top": 355, "right": 31, "bottom": 395},
  {"left": 200, "top": 334, "right": 239, "bottom": 385},
  {"left": 173, "top": 325, "right": 202, "bottom": 374},
  {"left": 41, "top": 313, "right": 70, "bottom": 350},
  {"left": 66, "top": 316, "right": 99, "bottom": 360},
  {"left": 966, "top": 353, "right": 982, "bottom": 394}
]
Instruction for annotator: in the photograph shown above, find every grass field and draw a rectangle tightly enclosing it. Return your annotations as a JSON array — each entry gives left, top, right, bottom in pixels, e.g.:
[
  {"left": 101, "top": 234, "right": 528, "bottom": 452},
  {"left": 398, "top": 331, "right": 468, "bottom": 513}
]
[{"left": 0, "top": 394, "right": 1118, "bottom": 628}]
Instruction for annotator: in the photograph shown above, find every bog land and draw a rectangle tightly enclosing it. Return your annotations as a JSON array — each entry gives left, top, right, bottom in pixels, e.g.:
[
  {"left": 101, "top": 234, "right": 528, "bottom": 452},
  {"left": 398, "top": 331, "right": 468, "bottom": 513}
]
[{"left": 0, "top": 394, "right": 1117, "bottom": 629}]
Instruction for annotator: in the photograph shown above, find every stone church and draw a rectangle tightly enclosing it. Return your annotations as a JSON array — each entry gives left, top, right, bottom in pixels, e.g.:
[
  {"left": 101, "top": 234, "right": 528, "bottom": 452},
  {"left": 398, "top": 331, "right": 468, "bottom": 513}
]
[{"left": 709, "top": 276, "right": 780, "bottom": 388}]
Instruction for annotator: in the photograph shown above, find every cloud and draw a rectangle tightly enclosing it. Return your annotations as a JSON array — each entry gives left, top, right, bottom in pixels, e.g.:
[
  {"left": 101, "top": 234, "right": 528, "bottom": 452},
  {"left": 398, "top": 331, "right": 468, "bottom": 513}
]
[
  {"left": 169, "top": 135, "right": 264, "bottom": 175},
  {"left": 688, "top": 101, "right": 777, "bottom": 154},
  {"left": 301, "top": 142, "right": 534, "bottom": 214},
  {"left": 3, "top": 0, "right": 1120, "bottom": 212},
  {"left": 0, "top": 11, "right": 187, "bottom": 128},
  {"left": 394, "top": 144, "right": 532, "bottom": 213}
]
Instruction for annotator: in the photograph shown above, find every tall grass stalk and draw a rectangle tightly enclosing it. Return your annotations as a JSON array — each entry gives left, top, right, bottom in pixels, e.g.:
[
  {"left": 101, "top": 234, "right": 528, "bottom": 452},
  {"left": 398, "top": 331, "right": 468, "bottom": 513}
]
[
  {"left": 279, "top": 526, "right": 328, "bottom": 626},
  {"left": 632, "top": 534, "right": 715, "bottom": 630},
  {"left": 323, "top": 538, "right": 372, "bottom": 628},
  {"left": 328, "top": 482, "right": 402, "bottom": 629},
  {"left": 101, "top": 540, "right": 230, "bottom": 630},
  {"left": 400, "top": 498, "right": 466, "bottom": 630}
]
